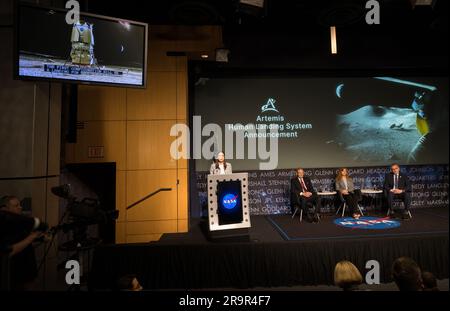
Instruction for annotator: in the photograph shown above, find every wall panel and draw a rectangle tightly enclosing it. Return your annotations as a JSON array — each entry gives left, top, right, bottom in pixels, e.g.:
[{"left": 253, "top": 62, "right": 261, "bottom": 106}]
[{"left": 65, "top": 26, "right": 223, "bottom": 243}]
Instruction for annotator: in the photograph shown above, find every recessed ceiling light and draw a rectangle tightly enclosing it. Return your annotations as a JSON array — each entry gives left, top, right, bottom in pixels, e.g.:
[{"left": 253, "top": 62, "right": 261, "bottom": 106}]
[{"left": 330, "top": 26, "right": 337, "bottom": 54}]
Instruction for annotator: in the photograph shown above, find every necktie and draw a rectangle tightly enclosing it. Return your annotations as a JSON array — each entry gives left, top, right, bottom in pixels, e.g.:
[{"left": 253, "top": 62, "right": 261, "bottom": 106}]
[
  {"left": 300, "top": 178, "right": 307, "bottom": 191},
  {"left": 394, "top": 175, "right": 398, "bottom": 189}
]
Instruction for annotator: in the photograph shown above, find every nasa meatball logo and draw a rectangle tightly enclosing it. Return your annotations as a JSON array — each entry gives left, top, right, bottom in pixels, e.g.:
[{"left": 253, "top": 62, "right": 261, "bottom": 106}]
[
  {"left": 334, "top": 216, "right": 401, "bottom": 230},
  {"left": 222, "top": 194, "right": 238, "bottom": 210}
]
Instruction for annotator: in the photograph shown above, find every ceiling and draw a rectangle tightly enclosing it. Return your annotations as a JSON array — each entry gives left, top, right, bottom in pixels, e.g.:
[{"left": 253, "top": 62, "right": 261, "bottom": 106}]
[
  {"left": 84, "top": 0, "right": 447, "bottom": 29},
  {"left": 83, "top": 0, "right": 449, "bottom": 72}
]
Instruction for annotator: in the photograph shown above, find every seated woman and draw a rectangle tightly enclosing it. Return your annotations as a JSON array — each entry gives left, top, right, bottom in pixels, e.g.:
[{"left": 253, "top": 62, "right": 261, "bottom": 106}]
[
  {"left": 209, "top": 151, "right": 232, "bottom": 175},
  {"left": 335, "top": 168, "right": 361, "bottom": 219}
]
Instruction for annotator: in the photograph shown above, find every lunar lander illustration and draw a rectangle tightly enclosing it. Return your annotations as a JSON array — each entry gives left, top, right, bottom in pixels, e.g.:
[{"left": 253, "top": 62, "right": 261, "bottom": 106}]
[{"left": 70, "top": 20, "right": 97, "bottom": 66}]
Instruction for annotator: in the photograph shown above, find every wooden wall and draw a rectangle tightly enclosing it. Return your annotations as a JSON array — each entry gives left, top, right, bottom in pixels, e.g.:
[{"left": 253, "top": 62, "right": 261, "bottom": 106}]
[{"left": 65, "top": 26, "right": 222, "bottom": 243}]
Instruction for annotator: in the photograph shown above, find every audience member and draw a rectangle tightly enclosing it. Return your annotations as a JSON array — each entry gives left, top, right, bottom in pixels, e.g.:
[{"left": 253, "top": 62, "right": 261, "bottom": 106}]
[
  {"left": 392, "top": 257, "right": 423, "bottom": 291},
  {"left": 334, "top": 260, "right": 363, "bottom": 291},
  {"left": 116, "top": 274, "right": 143, "bottom": 291},
  {"left": 422, "top": 271, "right": 439, "bottom": 291}
]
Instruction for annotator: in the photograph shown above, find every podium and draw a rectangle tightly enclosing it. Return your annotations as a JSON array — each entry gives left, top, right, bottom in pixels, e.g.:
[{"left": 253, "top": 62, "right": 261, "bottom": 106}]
[{"left": 206, "top": 173, "right": 251, "bottom": 241}]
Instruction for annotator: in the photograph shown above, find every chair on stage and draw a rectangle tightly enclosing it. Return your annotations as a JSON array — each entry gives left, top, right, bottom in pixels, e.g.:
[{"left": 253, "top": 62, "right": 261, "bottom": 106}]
[
  {"left": 291, "top": 206, "right": 304, "bottom": 222},
  {"left": 386, "top": 196, "right": 412, "bottom": 219},
  {"left": 290, "top": 188, "right": 304, "bottom": 222},
  {"left": 335, "top": 189, "right": 365, "bottom": 218},
  {"left": 291, "top": 202, "right": 321, "bottom": 223},
  {"left": 290, "top": 185, "right": 320, "bottom": 223}
]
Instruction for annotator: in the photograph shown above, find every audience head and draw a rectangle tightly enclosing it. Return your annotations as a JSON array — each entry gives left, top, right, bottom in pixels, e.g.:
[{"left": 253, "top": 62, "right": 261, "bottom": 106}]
[
  {"left": 0, "top": 195, "right": 22, "bottom": 214},
  {"left": 392, "top": 257, "right": 423, "bottom": 291},
  {"left": 391, "top": 163, "right": 400, "bottom": 175},
  {"left": 422, "top": 271, "right": 439, "bottom": 291},
  {"left": 334, "top": 260, "right": 363, "bottom": 290},
  {"left": 116, "top": 274, "right": 143, "bottom": 291}
]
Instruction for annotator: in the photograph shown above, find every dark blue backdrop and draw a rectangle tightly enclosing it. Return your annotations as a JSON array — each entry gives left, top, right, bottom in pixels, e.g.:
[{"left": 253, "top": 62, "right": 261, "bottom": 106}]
[{"left": 195, "top": 164, "right": 449, "bottom": 216}]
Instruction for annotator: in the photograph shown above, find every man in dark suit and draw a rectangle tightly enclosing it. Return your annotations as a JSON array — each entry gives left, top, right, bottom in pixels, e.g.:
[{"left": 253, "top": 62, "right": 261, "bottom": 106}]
[
  {"left": 383, "top": 163, "right": 412, "bottom": 219},
  {"left": 290, "top": 168, "right": 320, "bottom": 222}
]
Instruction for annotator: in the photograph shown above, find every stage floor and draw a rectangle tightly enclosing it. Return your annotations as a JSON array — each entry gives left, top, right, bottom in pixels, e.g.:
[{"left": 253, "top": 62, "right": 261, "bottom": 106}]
[
  {"left": 158, "top": 208, "right": 448, "bottom": 244},
  {"left": 90, "top": 208, "right": 448, "bottom": 290},
  {"left": 267, "top": 208, "right": 449, "bottom": 241}
]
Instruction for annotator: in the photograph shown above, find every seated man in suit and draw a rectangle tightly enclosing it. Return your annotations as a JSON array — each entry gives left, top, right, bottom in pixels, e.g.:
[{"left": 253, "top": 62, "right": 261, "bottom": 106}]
[
  {"left": 384, "top": 163, "right": 412, "bottom": 219},
  {"left": 290, "top": 168, "right": 320, "bottom": 222}
]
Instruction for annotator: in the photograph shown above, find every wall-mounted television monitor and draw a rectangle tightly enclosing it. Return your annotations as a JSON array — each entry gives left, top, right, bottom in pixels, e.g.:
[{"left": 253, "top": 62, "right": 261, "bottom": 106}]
[{"left": 15, "top": 3, "right": 148, "bottom": 88}]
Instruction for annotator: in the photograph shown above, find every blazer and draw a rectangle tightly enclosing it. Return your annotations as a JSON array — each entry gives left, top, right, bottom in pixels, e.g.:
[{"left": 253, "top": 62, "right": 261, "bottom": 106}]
[
  {"left": 335, "top": 177, "right": 355, "bottom": 193},
  {"left": 209, "top": 162, "right": 233, "bottom": 175},
  {"left": 383, "top": 172, "right": 411, "bottom": 193},
  {"left": 290, "top": 176, "right": 316, "bottom": 206}
]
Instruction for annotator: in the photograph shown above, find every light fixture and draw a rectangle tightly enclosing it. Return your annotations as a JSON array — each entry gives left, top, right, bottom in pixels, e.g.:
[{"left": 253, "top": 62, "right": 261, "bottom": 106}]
[
  {"left": 410, "top": 0, "right": 435, "bottom": 7},
  {"left": 201, "top": 54, "right": 209, "bottom": 59},
  {"left": 237, "top": 0, "right": 266, "bottom": 18},
  {"left": 239, "top": 0, "right": 265, "bottom": 8},
  {"left": 330, "top": 26, "right": 337, "bottom": 54},
  {"left": 215, "top": 48, "right": 230, "bottom": 62}
]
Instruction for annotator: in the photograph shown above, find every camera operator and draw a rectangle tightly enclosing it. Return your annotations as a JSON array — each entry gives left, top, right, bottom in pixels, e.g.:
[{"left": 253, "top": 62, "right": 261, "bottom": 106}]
[{"left": 0, "top": 196, "right": 46, "bottom": 290}]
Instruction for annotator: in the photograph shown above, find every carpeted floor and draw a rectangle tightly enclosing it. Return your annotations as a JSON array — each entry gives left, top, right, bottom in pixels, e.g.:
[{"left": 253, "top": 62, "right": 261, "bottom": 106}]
[{"left": 266, "top": 208, "right": 448, "bottom": 241}]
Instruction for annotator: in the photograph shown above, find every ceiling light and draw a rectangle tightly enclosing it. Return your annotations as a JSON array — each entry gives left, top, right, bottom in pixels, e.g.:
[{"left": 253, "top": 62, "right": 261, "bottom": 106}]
[{"left": 330, "top": 26, "right": 337, "bottom": 54}]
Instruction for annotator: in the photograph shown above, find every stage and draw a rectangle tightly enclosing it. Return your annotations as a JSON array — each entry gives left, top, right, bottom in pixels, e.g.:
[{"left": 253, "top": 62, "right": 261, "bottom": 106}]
[{"left": 89, "top": 208, "right": 448, "bottom": 290}]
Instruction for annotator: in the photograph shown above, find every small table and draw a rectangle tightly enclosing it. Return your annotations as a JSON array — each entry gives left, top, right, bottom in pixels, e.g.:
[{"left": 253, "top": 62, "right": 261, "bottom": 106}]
[
  {"left": 317, "top": 191, "right": 337, "bottom": 214},
  {"left": 318, "top": 191, "right": 337, "bottom": 196},
  {"left": 360, "top": 189, "right": 383, "bottom": 211}
]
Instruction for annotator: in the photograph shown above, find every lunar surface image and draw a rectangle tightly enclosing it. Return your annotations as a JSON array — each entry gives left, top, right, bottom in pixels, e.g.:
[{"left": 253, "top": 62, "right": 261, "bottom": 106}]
[
  {"left": 19, "top": 54, "right": 143, "bottom": 85},
  {"left": 336, "top": 105, "right": 422, "bottom": 164}
]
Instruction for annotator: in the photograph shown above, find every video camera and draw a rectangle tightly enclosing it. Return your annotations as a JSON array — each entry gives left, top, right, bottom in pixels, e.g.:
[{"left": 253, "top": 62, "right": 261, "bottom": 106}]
[
  {"left": 50, "top": 184, "right": 119, "bottom": 249},
  {"left": 51, "top": 184, "right": 118, "bottom": 222}
]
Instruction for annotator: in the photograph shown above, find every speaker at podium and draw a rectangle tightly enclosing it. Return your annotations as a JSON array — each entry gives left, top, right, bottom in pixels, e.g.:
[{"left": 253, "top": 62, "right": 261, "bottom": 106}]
[{"left": 206, "top": 173, "right": 251, "bottom": 241}]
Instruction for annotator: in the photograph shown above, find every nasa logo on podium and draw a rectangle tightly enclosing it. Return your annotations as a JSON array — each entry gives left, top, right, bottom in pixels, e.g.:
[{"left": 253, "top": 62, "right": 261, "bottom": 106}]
[{"left": 222, "top": 194, "right": 238, "bottom": 210}]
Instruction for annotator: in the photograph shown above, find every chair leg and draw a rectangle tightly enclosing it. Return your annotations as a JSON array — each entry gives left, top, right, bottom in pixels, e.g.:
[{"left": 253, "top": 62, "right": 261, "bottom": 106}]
[
  {"left": 358, "top": 204, "right": 364, "bottom": 216},
  {"left": 292, "top": 207, "right": 298, "bottom": 219},
  {"left": 342, "top": 203, "right": 346, "bottom": 217},
  {"left": 336, "top": 205, "right": 342, "bottom": 215},
  {"left": 387, "top": 201, "right": 411, "bottom": 219},
  {"left": 300, "top": 209, "right": 303, "bottom": 222}
]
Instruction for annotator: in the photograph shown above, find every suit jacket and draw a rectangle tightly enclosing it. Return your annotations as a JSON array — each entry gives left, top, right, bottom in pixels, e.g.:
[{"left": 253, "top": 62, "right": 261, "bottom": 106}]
[
  {"left": 209, "top": 162, "right": 232, "bottom": 175},
  {"left": 290, "top": 176, "right": 316, "bottom": 207},
  {"left": 384, "top": 172, "right": 411, "bottom": 193},
  {"left": 335, "top": 177, "right": 355, "bottom": 192}
]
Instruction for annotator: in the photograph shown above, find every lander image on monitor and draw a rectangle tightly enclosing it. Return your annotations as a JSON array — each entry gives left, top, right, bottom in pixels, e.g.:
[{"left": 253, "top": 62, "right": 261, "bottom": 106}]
[
  {"left": 334, "top": 77, "right": 436, "bottom": 164},
  {"left": 19, "top": 19, "right": 144, "bottom": 86}
]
